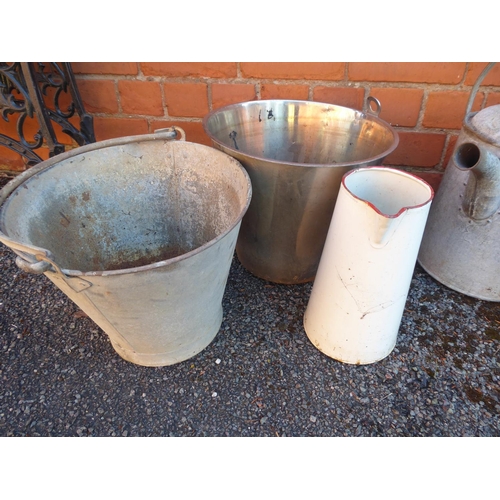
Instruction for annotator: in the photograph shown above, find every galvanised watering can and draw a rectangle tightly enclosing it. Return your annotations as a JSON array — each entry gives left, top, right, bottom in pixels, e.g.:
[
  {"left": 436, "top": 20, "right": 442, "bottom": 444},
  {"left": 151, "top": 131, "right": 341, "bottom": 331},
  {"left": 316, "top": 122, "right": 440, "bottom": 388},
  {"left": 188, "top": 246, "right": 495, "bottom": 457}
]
[{"left": 418, "top": 63, "right": 500, "bottom": 301}]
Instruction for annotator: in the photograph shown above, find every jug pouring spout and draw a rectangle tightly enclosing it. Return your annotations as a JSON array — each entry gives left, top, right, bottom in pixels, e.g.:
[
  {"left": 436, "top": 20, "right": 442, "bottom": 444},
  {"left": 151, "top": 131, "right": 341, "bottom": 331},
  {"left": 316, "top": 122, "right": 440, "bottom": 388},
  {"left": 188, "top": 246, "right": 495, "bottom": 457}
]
[
  {"left": 455, "top": 142, "right": 500, "bottom": 220},
  {"left": 368, "top": 208, "right": 406, "bottom": 248}
]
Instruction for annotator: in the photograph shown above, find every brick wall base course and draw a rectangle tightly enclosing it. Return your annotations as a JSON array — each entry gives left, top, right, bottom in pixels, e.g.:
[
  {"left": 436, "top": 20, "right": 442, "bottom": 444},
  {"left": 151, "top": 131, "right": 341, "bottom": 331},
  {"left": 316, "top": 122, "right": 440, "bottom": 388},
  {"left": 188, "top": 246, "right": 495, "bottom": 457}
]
[{"left": 2, "top": 62, "right": 499, "bottom": 191}]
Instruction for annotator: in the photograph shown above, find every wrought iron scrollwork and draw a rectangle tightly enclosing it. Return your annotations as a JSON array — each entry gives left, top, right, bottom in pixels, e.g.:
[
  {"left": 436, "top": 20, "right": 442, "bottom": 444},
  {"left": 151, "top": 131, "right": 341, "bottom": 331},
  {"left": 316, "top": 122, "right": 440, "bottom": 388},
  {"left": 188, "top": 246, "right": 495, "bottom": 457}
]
[{"left": 0, "top": 62, "right": 95, "bottom": 167}]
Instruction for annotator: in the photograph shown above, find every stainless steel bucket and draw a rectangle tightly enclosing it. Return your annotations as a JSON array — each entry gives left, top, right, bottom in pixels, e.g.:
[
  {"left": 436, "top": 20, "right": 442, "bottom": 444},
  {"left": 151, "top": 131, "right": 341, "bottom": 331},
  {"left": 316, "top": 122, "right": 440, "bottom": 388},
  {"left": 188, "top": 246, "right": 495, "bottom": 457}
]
[
  {"left": 418, "top": 63, "right": 500, "bottom": 301},
  {"left": 203, "top": 99, "right": 399, "bottom": 284},
  {"left": 0, "top": 128, "right": 252, "bottom": 366}
]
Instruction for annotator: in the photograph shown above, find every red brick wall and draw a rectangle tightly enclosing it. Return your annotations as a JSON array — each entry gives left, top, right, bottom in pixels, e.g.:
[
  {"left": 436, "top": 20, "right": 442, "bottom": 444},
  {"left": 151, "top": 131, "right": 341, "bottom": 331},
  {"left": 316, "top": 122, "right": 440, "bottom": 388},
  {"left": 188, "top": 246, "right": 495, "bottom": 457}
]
[{"left": 2, "top": 62, "right": 499, "bottom": 191}]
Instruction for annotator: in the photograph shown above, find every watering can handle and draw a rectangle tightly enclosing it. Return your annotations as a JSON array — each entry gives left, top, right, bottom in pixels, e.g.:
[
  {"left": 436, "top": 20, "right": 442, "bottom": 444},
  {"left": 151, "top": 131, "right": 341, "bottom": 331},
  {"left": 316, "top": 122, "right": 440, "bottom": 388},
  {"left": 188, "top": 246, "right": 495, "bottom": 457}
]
[{"left": 465, "top": 62, "right": 496, "bottom": 116}]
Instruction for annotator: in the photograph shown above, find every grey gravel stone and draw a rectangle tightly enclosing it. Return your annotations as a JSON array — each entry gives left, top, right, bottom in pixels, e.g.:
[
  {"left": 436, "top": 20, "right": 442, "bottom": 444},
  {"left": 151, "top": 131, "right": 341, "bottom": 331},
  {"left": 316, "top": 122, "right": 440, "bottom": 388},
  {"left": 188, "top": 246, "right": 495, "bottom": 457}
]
[{"left": 0, "top": 246, "right": 499, "bottom": 437}]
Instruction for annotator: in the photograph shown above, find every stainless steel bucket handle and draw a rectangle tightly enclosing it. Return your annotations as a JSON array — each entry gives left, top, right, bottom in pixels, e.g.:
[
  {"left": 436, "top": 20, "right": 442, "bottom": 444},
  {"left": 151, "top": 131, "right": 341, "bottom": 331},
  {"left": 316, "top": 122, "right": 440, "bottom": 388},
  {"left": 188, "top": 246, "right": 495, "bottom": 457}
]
[
  {"left": 466, "top": 62, "right": 496, "bottom": 116},
  {"left": 364, "top": 96, "right": 381, "bottom": 117}
]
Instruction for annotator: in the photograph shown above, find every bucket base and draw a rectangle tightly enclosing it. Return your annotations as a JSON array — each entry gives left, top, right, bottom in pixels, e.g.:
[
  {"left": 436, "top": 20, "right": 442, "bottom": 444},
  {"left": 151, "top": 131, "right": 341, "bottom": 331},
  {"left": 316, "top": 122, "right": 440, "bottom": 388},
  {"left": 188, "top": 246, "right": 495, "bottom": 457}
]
[
  {"left": 417, "top": 260, "right": 500, "bottom": 302},
  {"left": 108, "top": 308, "right": 223, "bottom": 367},
  {"left": 236, "top": 250, "right": 316, "bottom": 285},
  {"left": 242, "top": 267, "right": 315, "bottom": 285}
]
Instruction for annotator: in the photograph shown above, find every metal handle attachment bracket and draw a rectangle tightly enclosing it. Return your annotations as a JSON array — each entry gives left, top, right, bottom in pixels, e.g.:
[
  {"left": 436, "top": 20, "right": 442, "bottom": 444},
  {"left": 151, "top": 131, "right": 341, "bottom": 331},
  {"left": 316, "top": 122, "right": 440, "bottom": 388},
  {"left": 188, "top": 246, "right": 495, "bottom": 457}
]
[{"left": 364, "top": 96, "right": 382, "bottom": 117}]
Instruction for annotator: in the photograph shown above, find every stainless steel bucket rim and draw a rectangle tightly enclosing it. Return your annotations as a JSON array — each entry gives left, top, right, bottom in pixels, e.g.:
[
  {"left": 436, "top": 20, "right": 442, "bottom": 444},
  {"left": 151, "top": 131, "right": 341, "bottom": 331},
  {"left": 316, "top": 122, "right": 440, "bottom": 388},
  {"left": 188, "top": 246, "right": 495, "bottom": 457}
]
[
  {"left": 202, "top": 99, "right": 399, "bottom": 168},
  {"left": 0, "top": 131, "right": 252, "bottom": 278}
]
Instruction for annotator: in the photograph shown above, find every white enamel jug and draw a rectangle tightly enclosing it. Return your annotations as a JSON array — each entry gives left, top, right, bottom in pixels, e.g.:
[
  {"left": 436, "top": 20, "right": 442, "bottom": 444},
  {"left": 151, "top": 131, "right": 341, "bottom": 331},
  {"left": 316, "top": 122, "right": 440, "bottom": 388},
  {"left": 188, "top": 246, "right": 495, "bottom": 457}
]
[{"left": 303, "top": 167, "right": 434, "bottom": 364}]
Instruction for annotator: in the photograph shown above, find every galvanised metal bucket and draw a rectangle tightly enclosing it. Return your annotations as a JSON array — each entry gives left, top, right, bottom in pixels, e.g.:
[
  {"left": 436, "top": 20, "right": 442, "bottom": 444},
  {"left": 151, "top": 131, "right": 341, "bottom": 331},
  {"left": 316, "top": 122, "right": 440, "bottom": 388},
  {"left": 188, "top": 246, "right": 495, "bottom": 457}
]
[
  {"left": 203, "top": 99, "right": 399, "bottom": 284},
  {"left": 0, "top": 128, "right": 252, "bottom": 367}
]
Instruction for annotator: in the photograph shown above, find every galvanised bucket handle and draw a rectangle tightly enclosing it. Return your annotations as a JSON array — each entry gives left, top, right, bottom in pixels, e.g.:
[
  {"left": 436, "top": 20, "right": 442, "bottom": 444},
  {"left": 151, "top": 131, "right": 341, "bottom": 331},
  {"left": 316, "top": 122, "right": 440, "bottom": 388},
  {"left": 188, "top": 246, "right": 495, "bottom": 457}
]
[
  {"left": 0, "top": 127, "right": 185, "bottom": 278},
  {"left": 154, "top": 126, "right": 186, "bottom": 141}
]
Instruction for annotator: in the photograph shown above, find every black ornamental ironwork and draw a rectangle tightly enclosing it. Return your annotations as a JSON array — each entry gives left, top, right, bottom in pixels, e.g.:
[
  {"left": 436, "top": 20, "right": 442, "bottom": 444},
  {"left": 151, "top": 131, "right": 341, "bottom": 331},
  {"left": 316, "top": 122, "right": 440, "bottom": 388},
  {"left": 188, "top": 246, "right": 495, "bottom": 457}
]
[{"left": 0, "top": 62, "right": 95, "bottom": 166}]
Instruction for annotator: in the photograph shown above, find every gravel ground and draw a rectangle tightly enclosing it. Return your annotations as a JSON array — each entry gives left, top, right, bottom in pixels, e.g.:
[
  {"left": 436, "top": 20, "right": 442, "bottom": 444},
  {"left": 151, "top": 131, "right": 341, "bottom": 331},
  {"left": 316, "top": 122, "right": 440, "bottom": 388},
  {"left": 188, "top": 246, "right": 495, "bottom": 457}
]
[{"left": 1, "top": 242, "right": 499, "bottom": 437}]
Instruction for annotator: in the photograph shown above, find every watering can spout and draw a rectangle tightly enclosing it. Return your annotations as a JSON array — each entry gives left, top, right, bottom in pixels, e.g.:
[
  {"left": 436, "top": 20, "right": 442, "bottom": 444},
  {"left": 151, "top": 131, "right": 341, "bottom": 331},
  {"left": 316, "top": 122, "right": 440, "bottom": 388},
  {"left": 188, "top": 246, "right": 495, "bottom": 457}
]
[{"left": 455, "top": 142, "right": 500, "bottom": 220}]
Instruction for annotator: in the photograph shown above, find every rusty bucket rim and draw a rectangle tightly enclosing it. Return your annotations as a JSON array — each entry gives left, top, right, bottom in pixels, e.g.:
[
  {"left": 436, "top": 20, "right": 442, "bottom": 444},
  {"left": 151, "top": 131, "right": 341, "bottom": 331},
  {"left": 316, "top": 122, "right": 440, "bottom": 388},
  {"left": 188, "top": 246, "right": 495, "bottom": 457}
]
[
  {"left": 0, "top": 131, "right": 252, "bottom": 278},
  {"left": 202, "top": 99, "right": 399, "bottom": 169}
]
